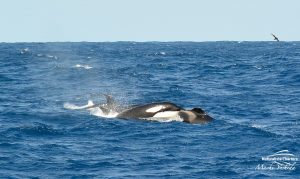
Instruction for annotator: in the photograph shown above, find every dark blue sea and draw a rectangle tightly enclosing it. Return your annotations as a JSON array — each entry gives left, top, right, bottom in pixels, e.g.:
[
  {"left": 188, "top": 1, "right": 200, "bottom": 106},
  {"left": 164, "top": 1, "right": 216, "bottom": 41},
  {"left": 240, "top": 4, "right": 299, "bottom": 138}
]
[{"left": 1, "top": 42, "right": 299, "bottom": 178}]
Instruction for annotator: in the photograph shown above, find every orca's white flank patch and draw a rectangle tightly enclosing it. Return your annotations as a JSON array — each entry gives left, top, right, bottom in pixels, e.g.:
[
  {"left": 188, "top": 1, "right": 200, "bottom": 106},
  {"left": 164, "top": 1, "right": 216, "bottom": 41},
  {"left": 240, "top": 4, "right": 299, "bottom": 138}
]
[
  {"left": 146, "top": 105, "right": 165, "bottom": 113},
  {"left": 153, "top": 111, "right": 179, "bottom": 118},
  {"left": 152, "top": 111, "right": 183, "bottom": 122}
]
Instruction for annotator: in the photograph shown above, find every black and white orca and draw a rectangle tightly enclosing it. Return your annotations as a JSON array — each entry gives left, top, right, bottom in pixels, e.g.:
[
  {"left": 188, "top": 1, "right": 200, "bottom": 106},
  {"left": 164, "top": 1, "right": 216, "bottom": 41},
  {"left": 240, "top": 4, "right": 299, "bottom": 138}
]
[
  {"left": 117, "top": 102, "right": 213, "bottom": 124},
  {"left": 68, "top": 95, "right": 213, "bottom": 124}
]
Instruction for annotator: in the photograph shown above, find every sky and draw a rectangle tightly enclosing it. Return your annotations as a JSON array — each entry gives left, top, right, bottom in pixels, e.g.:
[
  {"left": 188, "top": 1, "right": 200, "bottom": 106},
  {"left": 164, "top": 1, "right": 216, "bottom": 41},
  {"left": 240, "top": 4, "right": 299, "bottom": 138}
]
[{"left": 0, "top": 0, "right": 299, "bottom": 42}]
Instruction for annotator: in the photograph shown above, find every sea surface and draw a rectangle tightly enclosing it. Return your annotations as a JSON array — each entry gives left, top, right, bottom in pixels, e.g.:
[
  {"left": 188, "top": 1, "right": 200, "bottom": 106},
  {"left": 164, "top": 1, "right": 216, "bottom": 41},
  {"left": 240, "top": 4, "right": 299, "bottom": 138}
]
[{"left": 0, "top": 42, "right": 299, "bottom": 178}]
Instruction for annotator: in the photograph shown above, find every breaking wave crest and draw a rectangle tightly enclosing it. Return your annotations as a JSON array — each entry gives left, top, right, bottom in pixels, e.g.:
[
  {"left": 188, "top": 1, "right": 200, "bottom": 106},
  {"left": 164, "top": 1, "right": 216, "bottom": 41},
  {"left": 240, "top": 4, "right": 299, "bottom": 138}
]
[{"left": 74, "top": 64, "right": 93, "bottom": 69}]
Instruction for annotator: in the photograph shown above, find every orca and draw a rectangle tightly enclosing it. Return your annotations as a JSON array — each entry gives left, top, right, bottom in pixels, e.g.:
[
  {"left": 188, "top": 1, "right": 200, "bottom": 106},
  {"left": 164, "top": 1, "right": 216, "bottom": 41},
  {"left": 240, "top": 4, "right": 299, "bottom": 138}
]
[
  {"left": 65, "top": 95, "right": 213, "bottom": 124},
  {"left": 117, "top": 102, "right": 213, "bottom": 124}
]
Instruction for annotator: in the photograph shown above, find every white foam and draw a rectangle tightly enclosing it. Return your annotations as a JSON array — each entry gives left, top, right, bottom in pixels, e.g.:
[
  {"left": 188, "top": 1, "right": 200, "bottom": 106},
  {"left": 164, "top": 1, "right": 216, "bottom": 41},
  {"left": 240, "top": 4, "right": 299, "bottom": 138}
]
[
  {"left": 254, "top": 65, "right": 262, "bottom": 70},
  {"left": 40, "top": 54, "right": 58, "bottom": 59},
  {"left": 20, "top": 48, "right": 29, "bottom": 54},
  {"left": 88, "top": 107, "right": 118, "bottom": 118},
  {"left": 46, "top": 55, "right": 54, "bottom": 58},
  {"left": 64, "top": 100, "right": 118, "bottom": 118},
  {"left": 74, "top": 64, "right": 93, "bottom": 69},
  {"left": 63, "top": 100, "right": 94, "bottom": 110},
  {"left": 64, "top": 102, "right": 83, "bottom": 110},
  {"left": 251, "top": 124, "right": 266, "bottom": 129}
]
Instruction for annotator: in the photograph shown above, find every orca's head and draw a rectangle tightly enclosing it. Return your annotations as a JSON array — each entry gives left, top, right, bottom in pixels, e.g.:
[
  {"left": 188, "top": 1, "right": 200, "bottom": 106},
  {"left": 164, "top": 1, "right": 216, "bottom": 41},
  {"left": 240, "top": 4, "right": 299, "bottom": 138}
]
[
  {"left": 191, "top": 108, "right": 206, "bottom": 114},
  {"left": 191, "top": 108, "right": 213, "bottom": 122}
]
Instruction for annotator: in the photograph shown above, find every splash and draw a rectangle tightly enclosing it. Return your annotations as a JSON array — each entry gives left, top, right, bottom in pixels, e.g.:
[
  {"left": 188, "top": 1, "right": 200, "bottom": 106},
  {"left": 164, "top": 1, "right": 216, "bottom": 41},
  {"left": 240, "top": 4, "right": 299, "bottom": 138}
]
[
  {"left": 20, "top": 48, "right": 29, "bottom": 54},
  {"left": 88, "top": 107, "right": 118, "bottom": 118},
  {"left": 64, "top": 100, "right": 118, "bottom": 118},
  {"left": 63, "top": 100, "right": 95, "bottom": 110}
]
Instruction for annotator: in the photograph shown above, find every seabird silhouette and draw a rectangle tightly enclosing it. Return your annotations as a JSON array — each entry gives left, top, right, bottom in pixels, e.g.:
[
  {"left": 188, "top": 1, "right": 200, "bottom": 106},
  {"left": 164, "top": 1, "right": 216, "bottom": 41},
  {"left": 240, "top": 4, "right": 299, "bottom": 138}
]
[{"left": 271, "top": 33, "right": 279, "bottom": 42}]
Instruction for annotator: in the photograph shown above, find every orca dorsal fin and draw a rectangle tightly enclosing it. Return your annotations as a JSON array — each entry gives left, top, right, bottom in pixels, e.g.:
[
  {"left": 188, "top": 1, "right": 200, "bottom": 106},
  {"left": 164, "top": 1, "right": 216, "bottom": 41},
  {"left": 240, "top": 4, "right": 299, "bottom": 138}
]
[{"left": 104, "top": 94, "right": 115, "bottom": 106}]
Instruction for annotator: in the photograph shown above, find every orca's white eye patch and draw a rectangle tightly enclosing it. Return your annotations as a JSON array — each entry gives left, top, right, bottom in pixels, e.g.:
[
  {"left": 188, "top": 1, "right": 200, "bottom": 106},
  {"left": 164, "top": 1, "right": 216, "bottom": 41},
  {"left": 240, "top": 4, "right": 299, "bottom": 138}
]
[{"left": 146, "top": 105, "right": 165, "bottom": 113}]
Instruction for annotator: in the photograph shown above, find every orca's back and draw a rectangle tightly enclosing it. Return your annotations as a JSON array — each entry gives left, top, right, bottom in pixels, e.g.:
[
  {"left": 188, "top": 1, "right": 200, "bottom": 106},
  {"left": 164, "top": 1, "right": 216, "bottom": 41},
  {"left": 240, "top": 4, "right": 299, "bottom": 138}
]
[{"left": 117, "top": 102, "right": 182, "bottom": 119}]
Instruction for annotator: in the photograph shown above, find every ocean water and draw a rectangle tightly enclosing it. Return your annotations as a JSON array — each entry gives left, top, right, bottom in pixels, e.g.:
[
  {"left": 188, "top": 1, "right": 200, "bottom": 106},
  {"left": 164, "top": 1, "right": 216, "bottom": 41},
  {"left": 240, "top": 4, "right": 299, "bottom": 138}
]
[{"left": 0, "top": 42, "right": 299, "bottom": 178}]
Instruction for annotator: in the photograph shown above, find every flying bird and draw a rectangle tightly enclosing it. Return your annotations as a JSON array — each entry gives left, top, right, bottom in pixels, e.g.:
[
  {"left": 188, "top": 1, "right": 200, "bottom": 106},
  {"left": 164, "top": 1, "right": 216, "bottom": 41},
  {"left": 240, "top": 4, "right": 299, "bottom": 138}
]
[{"left": 271, "top": 33, "right": 279, "bottom": 42}]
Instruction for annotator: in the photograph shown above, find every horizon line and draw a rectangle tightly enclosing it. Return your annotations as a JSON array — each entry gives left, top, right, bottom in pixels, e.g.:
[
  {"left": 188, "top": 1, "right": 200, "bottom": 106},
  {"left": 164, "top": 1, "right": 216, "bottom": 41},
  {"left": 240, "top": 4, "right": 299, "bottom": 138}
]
[{"left": 1, "top": 40, "right": 299, "bottom": 43}]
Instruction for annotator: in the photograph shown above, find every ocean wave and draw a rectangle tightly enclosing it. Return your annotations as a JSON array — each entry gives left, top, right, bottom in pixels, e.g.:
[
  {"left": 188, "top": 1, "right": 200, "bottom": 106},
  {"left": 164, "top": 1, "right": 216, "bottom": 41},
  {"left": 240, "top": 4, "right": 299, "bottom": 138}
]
[
  {"left": 6, "top": 123, "right": 65, "bottom": 136},
  {"left": 2, "top": 42, "right": 300, "bottom": 178},
  {"left": 20, "top": 48, "right": 29, "bottom": 54},
  {"left": 46, "top": 54, "right": 58, "bottom": 59},
  {"left": 36, "top": 53, "right": 58, "bottom": 59},
  {"left": 73, "top": 64, "right": 93, "bottom": 69}
]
